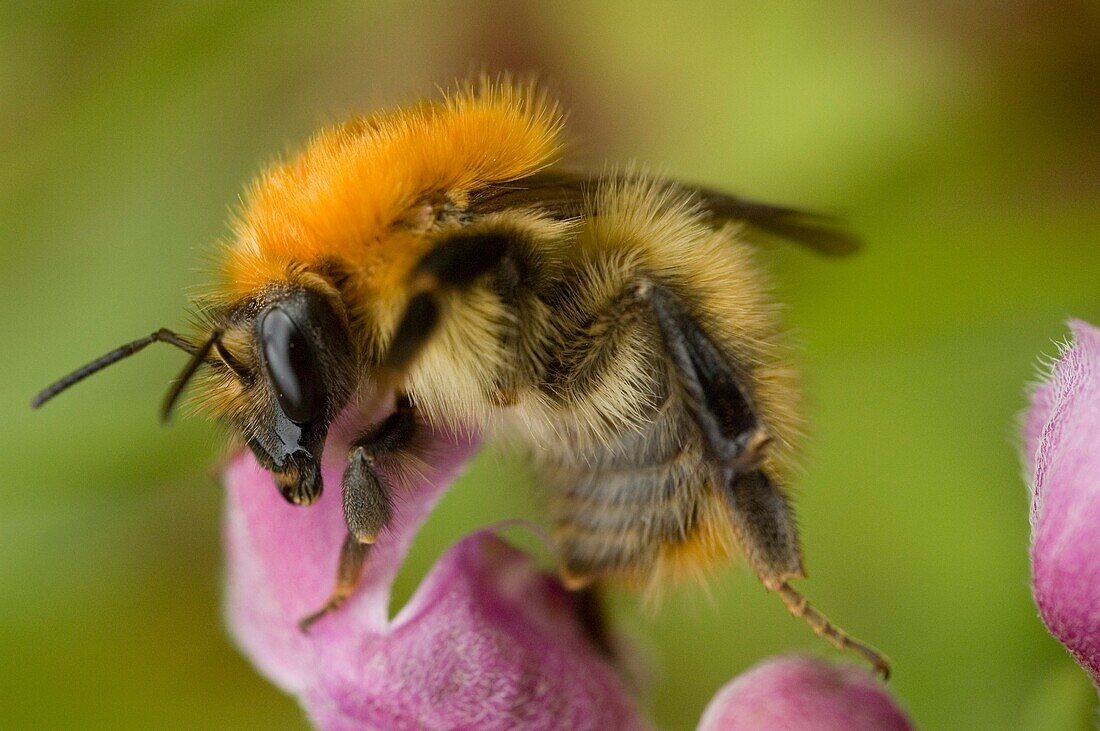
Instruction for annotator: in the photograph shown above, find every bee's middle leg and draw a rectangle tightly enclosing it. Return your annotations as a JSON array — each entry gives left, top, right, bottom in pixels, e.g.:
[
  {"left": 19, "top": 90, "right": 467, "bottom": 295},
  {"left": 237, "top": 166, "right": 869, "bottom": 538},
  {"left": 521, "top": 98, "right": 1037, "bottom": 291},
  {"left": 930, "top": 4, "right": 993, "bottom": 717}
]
[{"left": 298, "top": 394, "right": 421, "bottom": 631}]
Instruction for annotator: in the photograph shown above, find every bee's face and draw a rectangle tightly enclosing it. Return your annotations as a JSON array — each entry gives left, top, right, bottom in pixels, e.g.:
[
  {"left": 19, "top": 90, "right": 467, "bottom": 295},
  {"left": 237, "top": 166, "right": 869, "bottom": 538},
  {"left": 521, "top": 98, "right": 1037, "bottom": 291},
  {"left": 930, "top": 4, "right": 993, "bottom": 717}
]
[{"left": 204, "top": 284, "right": 358, "bottom": 505}]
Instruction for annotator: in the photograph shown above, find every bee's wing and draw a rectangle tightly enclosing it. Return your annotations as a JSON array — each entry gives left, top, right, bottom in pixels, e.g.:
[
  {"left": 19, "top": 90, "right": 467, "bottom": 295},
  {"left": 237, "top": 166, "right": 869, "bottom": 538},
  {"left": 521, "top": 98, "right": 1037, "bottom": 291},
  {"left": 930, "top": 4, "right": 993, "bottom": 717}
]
[
  {"left": 688, "top": 184, "right": 861, "bottom": 256},
  {"left": 470, "top": 170, "right": 592, "bottom": 219},
  {"left": 470, "top": 170, "right": 860, "bottom": 256}
]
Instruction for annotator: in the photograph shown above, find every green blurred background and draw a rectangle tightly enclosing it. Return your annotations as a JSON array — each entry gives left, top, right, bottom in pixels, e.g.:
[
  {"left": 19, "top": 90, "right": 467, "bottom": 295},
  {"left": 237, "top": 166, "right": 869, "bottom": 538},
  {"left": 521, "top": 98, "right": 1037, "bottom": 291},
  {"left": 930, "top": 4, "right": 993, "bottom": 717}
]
[{"left": 3, "top": 2, "right": 1098, "bottom": 728}]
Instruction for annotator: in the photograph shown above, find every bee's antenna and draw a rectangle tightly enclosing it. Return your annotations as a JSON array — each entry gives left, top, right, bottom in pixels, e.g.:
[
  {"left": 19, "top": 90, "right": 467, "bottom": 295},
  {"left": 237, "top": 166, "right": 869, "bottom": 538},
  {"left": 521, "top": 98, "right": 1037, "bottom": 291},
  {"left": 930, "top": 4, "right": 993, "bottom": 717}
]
[
  {"left": 161, "top": 329, "right": 223, "bottom": 423},
  {"left": 31, "top": 329, "right": 199, "bottom": 409}
]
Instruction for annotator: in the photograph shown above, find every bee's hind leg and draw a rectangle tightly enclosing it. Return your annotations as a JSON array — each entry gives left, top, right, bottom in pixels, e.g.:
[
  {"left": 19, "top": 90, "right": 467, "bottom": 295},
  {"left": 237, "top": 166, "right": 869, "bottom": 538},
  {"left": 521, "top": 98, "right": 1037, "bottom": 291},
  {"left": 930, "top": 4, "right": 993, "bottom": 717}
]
[
  {"left": 298, "top": 394, "right": 422, "bottom": 631},
  {"left": 644, "top": 281, "right": 890, "bottom": 677},
  {"left": 642, "top": 281, "right": 805, "bottom": 585},
  {"left": 726, "top": 469, "right": 891, "bottom": 677}
]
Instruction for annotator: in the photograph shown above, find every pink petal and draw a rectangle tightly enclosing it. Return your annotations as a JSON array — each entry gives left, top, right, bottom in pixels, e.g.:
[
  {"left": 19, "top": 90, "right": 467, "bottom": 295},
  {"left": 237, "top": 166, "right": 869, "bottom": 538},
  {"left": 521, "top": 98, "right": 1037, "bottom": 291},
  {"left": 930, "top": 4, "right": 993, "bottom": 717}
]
[
  {"left": 223, "top": 424, "right": 480, "bottom": 693},
  {"left": 1025, "top": 319, "right": 1100, "bottom": 687},
  {"left": 696, "top": 656, "right": 912, "bottom": 731},
  {"left": 305, "top": 531, "right": 647, "bottom": 731},
  {"left": 223, "top": 422, "right": 646, "bottom": 729}
]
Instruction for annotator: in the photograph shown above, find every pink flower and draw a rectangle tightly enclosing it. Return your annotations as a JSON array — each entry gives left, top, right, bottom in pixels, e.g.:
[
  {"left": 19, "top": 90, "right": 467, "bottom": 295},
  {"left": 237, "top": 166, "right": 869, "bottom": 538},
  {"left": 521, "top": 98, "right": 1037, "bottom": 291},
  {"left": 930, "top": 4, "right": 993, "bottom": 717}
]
[
  {"left": 224, "top": 425, "right": 646, "bottom": 730},
  {"left": 1024, "top": 319, "right": 1100, "bottom": 689},
  {"left": 698, "top": 656, "right": 912, "bottom": 731},
  {"left": 223, "top": 421, "right": 911, "bottom": 729}
]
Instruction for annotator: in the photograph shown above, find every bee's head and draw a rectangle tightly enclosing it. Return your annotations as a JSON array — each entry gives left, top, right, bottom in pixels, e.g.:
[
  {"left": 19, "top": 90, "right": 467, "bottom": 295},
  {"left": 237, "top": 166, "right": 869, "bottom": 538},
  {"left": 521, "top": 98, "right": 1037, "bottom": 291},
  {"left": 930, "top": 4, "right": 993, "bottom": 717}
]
[
  {"left": 32, "top": 276, "right": 359, "bottom": 506},
  {"left": 198, "top": 280, "right": 359, "bottom": 504}
]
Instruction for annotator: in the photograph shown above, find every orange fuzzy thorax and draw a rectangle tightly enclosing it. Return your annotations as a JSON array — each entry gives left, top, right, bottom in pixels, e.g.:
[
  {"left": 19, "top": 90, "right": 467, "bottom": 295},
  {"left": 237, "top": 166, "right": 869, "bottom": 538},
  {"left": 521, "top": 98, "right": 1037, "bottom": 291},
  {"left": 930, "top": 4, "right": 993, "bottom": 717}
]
[{"left": 221, "top": 81, "right": 563, "bottom": 302}]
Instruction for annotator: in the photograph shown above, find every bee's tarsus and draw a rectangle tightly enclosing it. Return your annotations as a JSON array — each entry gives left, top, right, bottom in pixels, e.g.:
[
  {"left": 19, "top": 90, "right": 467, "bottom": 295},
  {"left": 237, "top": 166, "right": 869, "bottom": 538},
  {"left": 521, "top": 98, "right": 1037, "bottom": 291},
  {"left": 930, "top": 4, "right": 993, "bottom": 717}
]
[
  {"left": 299, "top": 533, "right": 371, "bottom": 633},
  {"left": 775, "top": 581, "right": 892, "bottom": 680},
  {"left": 571, "top": 586, "right": 615, "bottom": 659},
  {"left": 635, "top": 280, "right": 887, "bottom": 671},
  {"left": 298, "top": 595, "right": 349, "bottom": 634}
]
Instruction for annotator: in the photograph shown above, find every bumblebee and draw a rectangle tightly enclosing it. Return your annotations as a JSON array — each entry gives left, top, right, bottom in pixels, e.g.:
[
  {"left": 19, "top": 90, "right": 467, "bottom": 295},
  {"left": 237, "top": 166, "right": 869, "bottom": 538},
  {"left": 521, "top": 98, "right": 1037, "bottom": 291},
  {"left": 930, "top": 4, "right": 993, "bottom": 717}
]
[{"left": 33, "top": 79, "right": 888, "bottom": 675}]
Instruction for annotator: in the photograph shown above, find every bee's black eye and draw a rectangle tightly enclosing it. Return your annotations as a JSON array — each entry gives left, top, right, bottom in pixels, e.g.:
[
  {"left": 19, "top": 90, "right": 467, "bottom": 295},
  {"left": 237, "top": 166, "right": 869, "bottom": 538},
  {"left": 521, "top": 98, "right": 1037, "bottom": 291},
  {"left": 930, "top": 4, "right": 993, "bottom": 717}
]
[{"left": 260, "top": 307, "right": 322, "bottom": 424}]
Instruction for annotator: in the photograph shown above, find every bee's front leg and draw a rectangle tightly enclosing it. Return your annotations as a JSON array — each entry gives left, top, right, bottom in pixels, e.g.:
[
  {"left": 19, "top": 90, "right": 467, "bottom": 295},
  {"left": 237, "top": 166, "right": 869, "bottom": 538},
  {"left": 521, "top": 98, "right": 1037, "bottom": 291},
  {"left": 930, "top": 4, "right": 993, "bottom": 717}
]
[
  {"left": 342, "top": 394, "right": 420, "bottom": 542},
  {"left": 298, "top": 394, "right": 421, "bottom": 632}
]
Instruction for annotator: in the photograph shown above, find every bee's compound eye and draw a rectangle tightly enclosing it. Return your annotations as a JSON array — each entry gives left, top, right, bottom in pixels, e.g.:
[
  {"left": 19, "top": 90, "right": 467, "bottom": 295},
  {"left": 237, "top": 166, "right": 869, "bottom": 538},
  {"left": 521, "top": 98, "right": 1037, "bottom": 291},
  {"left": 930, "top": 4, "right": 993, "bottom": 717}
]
[{"left": 260, "top": 307, "right": 322, "bottom": 424}]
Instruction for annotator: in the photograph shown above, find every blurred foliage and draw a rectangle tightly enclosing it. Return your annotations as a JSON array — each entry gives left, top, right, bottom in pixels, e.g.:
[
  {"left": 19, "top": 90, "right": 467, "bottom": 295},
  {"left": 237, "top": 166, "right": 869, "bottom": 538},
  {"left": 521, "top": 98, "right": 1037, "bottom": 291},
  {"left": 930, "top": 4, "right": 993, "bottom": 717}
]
[{"left": 3, "top": 2, "right": 1098, "bottom": 729}]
